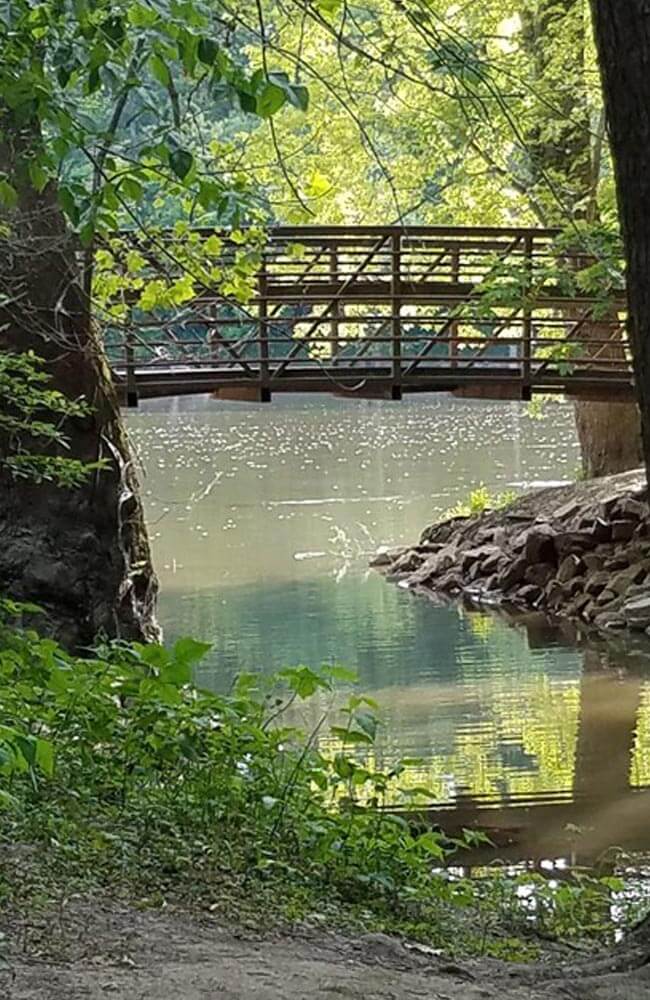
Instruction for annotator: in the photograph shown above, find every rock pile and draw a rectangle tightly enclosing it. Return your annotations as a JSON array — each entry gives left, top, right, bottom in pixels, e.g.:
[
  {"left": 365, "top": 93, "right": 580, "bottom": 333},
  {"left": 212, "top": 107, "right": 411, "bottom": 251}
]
[{"left": 372, "top": 469, "right": 650, "bottom": 633}]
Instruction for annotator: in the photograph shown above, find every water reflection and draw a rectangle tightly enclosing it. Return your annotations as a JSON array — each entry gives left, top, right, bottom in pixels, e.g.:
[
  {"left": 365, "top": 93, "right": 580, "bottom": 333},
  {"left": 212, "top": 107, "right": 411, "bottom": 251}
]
[
  {"left": 418, "top": 615, "right": 650, "bottom": 864},
  {"left": 127, "top": 393, "right": 650, "bottom": 858}
]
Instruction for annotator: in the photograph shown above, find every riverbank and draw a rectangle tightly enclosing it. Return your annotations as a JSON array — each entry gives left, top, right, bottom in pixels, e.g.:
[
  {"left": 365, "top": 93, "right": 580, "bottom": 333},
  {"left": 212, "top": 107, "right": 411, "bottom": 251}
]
[
  {"left": 373, "top": 468, "right": 650, "bottom": 633},
  {"left": 3, "top": 608, "right": 650, "bottom": 996},
  {"left": 3, "top": 897, "right": 650, "bottom": 1000}
]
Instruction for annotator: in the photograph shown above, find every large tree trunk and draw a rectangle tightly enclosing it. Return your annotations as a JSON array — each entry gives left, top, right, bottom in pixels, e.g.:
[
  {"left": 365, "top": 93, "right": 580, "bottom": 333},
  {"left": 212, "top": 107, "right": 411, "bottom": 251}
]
[
  {"left": 572, "top": 313, "right": 643, "bottom": 477},
  {"left": 574, "top": 399, "right": 643, "bottom": 478},
  {"left": 522, "top": 0, "right": 642, "bottom": 477},
  {"left": 589, "top": 0, "right": 650, "bottom": 479},
  {"left": 0, "top": 122, "right": 159, "bottom": 649}
]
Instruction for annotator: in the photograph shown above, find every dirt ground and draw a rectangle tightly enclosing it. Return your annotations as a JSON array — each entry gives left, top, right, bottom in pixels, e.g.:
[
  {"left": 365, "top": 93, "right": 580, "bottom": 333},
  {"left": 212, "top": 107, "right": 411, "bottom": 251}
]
[{"left": 2, "top": 901, "right": 650, "bottom": 1000}]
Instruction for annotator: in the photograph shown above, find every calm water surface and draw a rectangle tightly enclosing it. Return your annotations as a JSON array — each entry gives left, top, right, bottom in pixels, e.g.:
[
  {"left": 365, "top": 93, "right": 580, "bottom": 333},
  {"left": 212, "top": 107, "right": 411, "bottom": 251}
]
[{"left": 128, "top": 394, "right": 650, "bottom": 858}]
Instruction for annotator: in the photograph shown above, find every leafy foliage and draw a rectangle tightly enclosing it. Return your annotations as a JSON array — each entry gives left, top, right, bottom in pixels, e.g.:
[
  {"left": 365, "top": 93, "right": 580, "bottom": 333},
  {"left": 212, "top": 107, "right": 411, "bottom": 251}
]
[
  {"left": 0, "top": 0, "right": 308, "bottom": 237},
  {"left": 444, "top": 485, "right": 519, "bottom": 520},
  {"left": 0, "top": 352, "right": 101, "bottom": 487}
]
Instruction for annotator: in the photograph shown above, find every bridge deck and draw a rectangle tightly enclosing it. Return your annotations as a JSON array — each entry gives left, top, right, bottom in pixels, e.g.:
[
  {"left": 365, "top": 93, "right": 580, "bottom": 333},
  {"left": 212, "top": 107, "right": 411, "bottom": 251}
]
[{"left": 102, "top": 225, "right": 634, "bottom": 404}]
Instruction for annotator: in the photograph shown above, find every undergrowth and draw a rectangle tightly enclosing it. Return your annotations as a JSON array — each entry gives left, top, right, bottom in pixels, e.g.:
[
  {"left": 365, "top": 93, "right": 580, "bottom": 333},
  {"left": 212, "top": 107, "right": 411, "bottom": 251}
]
[
  {"left": 0, "top": 601, "right": 643, "bottom": 957},
  {"left": 444, "top": 484, "right": 519, "bottom": 520}
]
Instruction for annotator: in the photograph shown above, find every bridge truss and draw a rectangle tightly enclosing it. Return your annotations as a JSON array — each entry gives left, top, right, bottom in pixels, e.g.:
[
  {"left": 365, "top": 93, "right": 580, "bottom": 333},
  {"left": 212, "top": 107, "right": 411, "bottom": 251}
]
[{"left": 102, "top": 225, "right": 634, "bottom": 405}]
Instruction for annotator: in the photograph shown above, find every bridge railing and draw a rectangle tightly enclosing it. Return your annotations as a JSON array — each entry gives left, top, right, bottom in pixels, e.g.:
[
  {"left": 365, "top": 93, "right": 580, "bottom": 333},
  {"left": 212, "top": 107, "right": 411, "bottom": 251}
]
[{"left": 100, "top": 225, "right": 632, "bottom": 402}]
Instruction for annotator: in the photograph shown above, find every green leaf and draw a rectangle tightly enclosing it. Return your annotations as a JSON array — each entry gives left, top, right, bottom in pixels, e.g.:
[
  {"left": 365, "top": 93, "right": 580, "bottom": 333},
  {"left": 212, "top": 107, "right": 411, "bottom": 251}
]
[
  {"left": 330, "top": 726, "right": 373, "bottom": 745},
  {"left": 58, "top": 187, "right": 79, "bottom": 225},
  {"left": 279, "top": 666, "right": 329, "bottom": 699},
  {"left": 169, "top": 148, "right": 193, "bottom": 180},
  {"left": 150, "top": 54, "right": 171, "bottom": 87},
  {"left": 35, "top": 739, "right": 54, "bottom": 777},
  {"left": 28, "top": 161, "right": 48, "bottom": 193},
  {"left": 121, "top": 176, "right": 144, "bottom": 201},
  {"left": 256, "top": 82, "right": 286, "bottom": 118},
  {"left": 0, "top": 180, "right": 17, "bottom": 208},
  {"left": 268, "top": 73, "right": 309, "bottom": 111},
  {"left": 128, "top": 3, "right": 159, "bottom": 28},
  {"left": 354, "top": 709, "right": 378, "bottom": 741},
  {"left": 87, "top": 66, "right": 101, "bottom": 94},
  {"left": 238, "top": 89, "right": 257, "bottom": 114},
  {"left": 198, "top": 38, "right": 219, "bottom": 65},
  {"left": 321, "top": 664, "right": 358, "bottom": 684},
  {"left": 173, "top": 637, "right": 212, "bottom": 667},
  {"left": 79, "top": 221, "right": 95, "bottom": 247},
  {"left": 333, "top": 753, "right": 355, "bottom": 779}
]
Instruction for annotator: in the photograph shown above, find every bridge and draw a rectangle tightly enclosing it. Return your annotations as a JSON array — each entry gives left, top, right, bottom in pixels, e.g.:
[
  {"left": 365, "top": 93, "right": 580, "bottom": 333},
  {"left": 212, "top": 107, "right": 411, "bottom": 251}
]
[{"left": 103, "top": 225, "right": 635, "bottom": 405}]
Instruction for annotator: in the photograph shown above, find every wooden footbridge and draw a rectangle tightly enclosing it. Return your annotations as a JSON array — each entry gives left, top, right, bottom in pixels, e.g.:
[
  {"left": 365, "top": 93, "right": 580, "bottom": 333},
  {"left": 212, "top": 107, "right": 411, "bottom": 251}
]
[{"left": 104, "top": 225, "right": 634, "bottom": 405}]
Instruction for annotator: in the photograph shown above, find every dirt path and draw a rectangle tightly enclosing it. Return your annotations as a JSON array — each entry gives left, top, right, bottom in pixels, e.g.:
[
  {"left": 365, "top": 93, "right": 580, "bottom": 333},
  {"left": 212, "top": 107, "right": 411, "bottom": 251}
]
[{"left": 2, "top": 902, "right": 650, "bottom": 999}]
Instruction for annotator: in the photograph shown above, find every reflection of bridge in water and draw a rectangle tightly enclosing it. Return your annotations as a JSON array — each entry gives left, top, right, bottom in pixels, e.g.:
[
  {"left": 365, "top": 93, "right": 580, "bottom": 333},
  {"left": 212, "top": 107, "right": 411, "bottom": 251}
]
[
  {"left": 108, "top": 226, "right": 635, "bottom": 406},
  {"left": 402, "top": 612, "right": 650, "bottom": 867}
]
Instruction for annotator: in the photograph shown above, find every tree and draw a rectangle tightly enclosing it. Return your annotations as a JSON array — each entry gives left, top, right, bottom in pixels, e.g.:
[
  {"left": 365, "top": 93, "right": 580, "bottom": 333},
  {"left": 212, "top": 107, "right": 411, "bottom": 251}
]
[
  {"left": 589, "top": 0, "right": 650, "bottom": 479},
  {"left": 518, "top": 0, "right": 641, "bottom": 478},
  {"left": 229, "top": 0, "right": 641, "bottom": 477},
  {"left": 0, "top": 0, "right": 305, "bottom": 647}
]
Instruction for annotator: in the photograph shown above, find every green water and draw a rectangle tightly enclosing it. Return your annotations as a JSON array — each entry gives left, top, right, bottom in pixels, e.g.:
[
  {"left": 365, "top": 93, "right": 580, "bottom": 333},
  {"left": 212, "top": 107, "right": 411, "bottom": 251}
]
[{"left": 128, "top": 393, "right": 650, "bottom": 858}]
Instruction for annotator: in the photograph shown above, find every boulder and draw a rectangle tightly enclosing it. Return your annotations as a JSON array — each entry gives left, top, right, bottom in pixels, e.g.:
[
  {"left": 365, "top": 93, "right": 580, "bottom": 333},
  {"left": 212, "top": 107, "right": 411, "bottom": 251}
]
[
  {"left": 600, "top": 494, "right": 623, "bottom": 519},
  {"left": 370, "top": 546, "right": 407, "bottom": 567},
  {"left": 611, "top": 520, "right": 637, "bottom": 543},
  {"left": 524, "top": 563, "right": 556, "bottom": 588},
  {"left": 546, "top": 580, "right": 568, "bottom": 610},
  {"left": 554, "top": 531, "right": 595, "bottom": 558},
  {"left": 553, "top": 498, "right": 583, "bottom": 522},
  {"left": 615, "top": 496, "right": 647, "bottom": 521},
  {"left": 594, "top": 611, "right": 626, "bottom": 630},
  {"left": 481, "top": 549, "right": 505, "bottom": 575},
  {"left": 610, "top": 564, "right": 647, "bottom": 596},
  {"left": 436, "top": 571, "right": 463, "bottom": 594},
  {"left": 590, "top": 517, "right": 612, "bottom": 543},
  {"left": 515, "top": 584, "right": 542, "bottom": 605},
  {"left": 585, "top": 570, "right": 611, "bottom": 596},
  {"left": 623, "top": 595, "right": 650, "bottom": 629},
  {"left": 582, "top": 553, "right": 604, "bottom": 574},
  {"left": 459, "top": 545, "right": 502, "bottom": 574},
  {"left": 389, "top": 550, "right": 425, "bottom": 574},
  {"left": 497, "top": 556, "right": 528, "bottom": 591},
  {"left": 420, "top": 516, "right": 469, "bottom": 545},
  {"left": 524, "top": 523, "right": 557, "bottom": 564},
  {"left": 417, "top": 543, "right": 460, "bottom": 578},
  {"left": 556, "top": 554, "right": 582, "bottom": 584}
]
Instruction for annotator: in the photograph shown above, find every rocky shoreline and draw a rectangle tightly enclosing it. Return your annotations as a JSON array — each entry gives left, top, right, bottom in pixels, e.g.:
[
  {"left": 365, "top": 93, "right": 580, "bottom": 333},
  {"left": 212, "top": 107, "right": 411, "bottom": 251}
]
[{"left": 372, "top": 468, "right": 650, "bottom": 634}]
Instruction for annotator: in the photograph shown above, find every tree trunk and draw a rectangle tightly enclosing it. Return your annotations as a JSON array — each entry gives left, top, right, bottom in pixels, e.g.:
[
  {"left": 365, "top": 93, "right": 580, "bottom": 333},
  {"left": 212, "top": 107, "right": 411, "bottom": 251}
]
[
  {"left": 0, "top": 122, "right": 159, "bottom": 649},
  {"left": 574, "top": 399, "right": 643, "bottom": 478},
  {"left": 522, "top": 0, "right": 642, "bottom": 477},
  {"left": 589, "top": 0, "right": 650, "bottom": 479},
  {"left": 572, "top": 313, "right": 643, "bottom": 477}
]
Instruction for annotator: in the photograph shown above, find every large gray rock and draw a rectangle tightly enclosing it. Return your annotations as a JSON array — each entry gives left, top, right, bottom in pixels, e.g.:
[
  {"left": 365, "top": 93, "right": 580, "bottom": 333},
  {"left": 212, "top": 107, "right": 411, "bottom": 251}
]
[
  {"left": 611, "top": 520, "right": 637, "bottom": 543},
  {"left": 523, "top": 523, "right": 557, "bottom": 564},
  {"left": 496, "top": 556, "right": 528, "bottom": 591},
  {"left": 623, "top": 595, "right": 650, "bottom": 629},
  {"left": 610, "top": 564, "right": 647, "bottom": 596},
  {"left": 585, "top": 570, "right": 611, "bottom": 596},
  {"left": 554, "top": 531, "right": 595, "bottom": 558},
  {"left": 524, "top": 563, "right": 555, "bottom": 588},
  {"left": 556, "top": 554, "right": 582, "bottom": 584},
  {"left": 370, "top": 546, "right": 407, "bottom": 567}
]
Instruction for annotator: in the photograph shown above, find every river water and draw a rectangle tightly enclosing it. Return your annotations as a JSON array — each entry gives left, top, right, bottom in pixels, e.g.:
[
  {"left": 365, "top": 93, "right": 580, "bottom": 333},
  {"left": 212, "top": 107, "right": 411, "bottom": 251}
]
[{"left": 128, "top": 393, "right": 650, "bottom": 861}]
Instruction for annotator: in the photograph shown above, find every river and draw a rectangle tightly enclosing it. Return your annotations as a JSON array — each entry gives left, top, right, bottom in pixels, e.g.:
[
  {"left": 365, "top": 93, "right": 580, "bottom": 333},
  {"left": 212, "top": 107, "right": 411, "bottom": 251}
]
[{"left": 128, "top": 393, "right": 650, "bottom": 862}]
